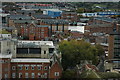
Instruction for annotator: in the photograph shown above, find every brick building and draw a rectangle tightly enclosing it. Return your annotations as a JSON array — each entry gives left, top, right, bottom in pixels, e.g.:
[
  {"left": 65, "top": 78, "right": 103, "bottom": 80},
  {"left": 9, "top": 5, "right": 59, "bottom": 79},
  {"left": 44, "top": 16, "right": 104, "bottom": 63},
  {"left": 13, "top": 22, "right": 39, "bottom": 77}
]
[
  {"left": 108, "top": 33, "right": 120, "bottom": 59},
  {"left": 0, "top": 55, "right": 62, "bottom": 79},
  {"left": 39, "top": 19, "right": 70, "bottom": 36},
  {"left": 0, "top": 55, "right": 12, "bottom": 79},
  {"left": 20, "top": 23, "right": 49, "bottom": 40},
  {"left": 32, "top": 14, "right": 54, "bottom": 20},
  {"left": 61, "top": 12, "right": 77, "bottom": 22},
  {"left": 0, "top": 36, "right": 62, "bottom": 79},
  {"left": 7, "top": 15, "right": 33, "bottom": 26},
  {"left": 70, "top": 31, "right": 84, "bottom": 39},
  {"left": 84, "top": 23, "right": 113, "bottom": 43},
  {"left": 108, "top": 21, "right": 120, "bottom": 59},
  {"left": 85, "top": 23, "right": 114, "bottom": 34},
  {"left": 87, "top": 17, "right": 117, "bottom": 32},
  {"left": 9, "top": 20, "right": 38, "bottom": 34}
]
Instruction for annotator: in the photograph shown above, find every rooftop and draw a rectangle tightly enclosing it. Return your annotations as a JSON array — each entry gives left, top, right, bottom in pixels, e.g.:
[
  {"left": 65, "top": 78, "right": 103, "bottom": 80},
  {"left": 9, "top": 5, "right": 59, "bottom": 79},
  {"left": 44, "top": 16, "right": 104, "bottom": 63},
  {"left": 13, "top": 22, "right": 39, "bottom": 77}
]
[
  {"left": 37, "top": 25, "right": 49, "bottom": 28},
  {"left": 2, "top": 26, "right": 16, "bottom": 30},
  {"left": 62, "top": 12, "right": 77, "bottom": 14},
  {"left": 41, "top": 19, "right": 70, "bottom": 24},
  {"left": 13, "top": 20, "right": 38, "bottom": 24},
  {"left": 32, "top": 14, "right": 52, "bottom": 19},
  {"left": 17, "top": 40, "right": 55, "bottom": 48},
  {"left": 89, "top": 23, "right": 112, "bottom": 27},
  {"left": 97, "top": 11, "right": 120, "bottom": 14},
  {"left": 110, "top": 32, "right": 120, "bottom": 35},
  {"left": 16, "top": 10, "right": 35, "bottom": 14},
  {"left": 94, "top": 17, "right": 117, "bottom": 23},
  {"left": 43, "top": 9, "right": 62, "bottom": 12},
  {"left": 0, "top": 54, "right": 12, "bottom": 58},
  {"left": 11, "top": 58, "right": 50, "bottom": 63},
  {"left": 68, "top": 26, "right": 84, "bottom": 33},
  {"left": 0, "top": 13, "right": 10, "bottom": 17},
  {"left": 8, "top": 15, "right": 33, "bottom": 20}
]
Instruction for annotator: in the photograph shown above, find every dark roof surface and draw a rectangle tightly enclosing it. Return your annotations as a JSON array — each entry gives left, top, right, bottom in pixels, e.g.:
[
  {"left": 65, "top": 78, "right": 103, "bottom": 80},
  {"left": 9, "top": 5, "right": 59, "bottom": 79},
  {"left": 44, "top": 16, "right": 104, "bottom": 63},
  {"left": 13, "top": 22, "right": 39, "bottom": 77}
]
[
  {"left": 13, "top": 20, "right": 38, "bottom": 24},
  {"left": 8, "top": 15, "right": 33, "bottom": 20},
  {"left": 41, "top": 19, "right": 71, "bottom": 24},
  {"left": 94, "top": 17, "right": 117, "bottom": 23},
  {"left": 32, "top": 14, "right": 52, "bottom": 19},
  {"left": 89, "top": 23, "right": 112, "bottom": 27}
]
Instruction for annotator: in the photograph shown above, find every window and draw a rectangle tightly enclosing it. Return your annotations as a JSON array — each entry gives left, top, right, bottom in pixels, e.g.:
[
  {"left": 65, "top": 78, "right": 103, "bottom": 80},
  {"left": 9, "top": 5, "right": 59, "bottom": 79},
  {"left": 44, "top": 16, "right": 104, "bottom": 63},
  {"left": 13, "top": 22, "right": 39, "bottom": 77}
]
[
  {"left": 12, "top": 66, "right": 16, "bottom": 70},
  {"left": 25, "top": 73, "right": 28, "bottom": 78},
  {"left": 12, "top": 73, "right": 15, "bottom": 78},
  {"left": 44, "top": 73, "right": 47, "bottom": 78},
  {"left": 19, "top": 66, "right": 22, "bottom": 70},
  {"left": 4, "top": 74, "right": 8, "bottom": 78},
  {"left": 44, "top": 51, "right": 46, "bottom": 54},
  {"left": 31, "top": 66, "right": 34, "bottom": 70},
  {"left": 25, "top": 66, "right": 28, "bottom": 70},
  {"left": 41, "top": 29, "right": 44, "bottom": 31},
  {"left": 44, "top": 66, "right": 48, "bottom": 70},
  {"left": 54, "top": 72, "right": 59, "bottom": 76},
  {"left": 31, "top": 73, "right": 35, "bottom": 78},
  {"left": 7, "top": 42, "right": 10, "bottom": 46},
  {"left": 41, "top": 31, "right": 44, "bottom": 34},
  {"left": 19, "top": 73, "right": 22, "bottom": 78},
  {"left": 38, "top": 66, "right": 42, "bottom": 70},
  {"left": 38, "top": 73, "right": 41, "bottom": 78}
]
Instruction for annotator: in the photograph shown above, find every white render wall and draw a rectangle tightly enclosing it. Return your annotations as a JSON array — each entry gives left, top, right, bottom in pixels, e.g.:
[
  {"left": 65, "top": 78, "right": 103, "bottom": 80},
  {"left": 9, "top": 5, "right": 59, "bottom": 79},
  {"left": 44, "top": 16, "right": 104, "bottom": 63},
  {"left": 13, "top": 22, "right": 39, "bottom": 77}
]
[{"left": 1, "top": 40, "right": 16, "bottom": 58}]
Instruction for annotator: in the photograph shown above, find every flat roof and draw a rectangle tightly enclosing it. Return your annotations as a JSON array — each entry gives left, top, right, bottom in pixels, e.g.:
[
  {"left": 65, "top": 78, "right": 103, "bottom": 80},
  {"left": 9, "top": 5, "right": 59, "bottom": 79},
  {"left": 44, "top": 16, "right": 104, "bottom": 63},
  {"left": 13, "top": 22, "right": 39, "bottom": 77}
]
[
  {"left": 0, "top": 54, "right": 12, "bottom": 58},
  {"left": 18, "top": 40, "right": 54, "bottom": 47},
  {"left": 11, "top": 58, "right": 50, "bottom": 63}
]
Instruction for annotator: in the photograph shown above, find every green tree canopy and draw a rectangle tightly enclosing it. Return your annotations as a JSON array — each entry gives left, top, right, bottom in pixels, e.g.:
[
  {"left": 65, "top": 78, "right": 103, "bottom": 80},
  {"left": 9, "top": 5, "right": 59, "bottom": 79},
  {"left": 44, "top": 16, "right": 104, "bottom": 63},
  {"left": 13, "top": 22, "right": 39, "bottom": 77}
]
[
  {"left": 76, "top": 8, "right": 85, "bottom": 13},
  {"left": 59, "top": 40, "right": 103, "bottom": 70}
]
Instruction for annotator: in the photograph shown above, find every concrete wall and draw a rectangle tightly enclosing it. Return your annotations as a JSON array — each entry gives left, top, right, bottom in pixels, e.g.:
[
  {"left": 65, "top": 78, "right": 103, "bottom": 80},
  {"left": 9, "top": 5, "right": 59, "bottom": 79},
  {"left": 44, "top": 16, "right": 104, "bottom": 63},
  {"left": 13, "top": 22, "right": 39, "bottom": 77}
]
[{"left": 1, "top": 40, "right": 16, "bottom": 58}]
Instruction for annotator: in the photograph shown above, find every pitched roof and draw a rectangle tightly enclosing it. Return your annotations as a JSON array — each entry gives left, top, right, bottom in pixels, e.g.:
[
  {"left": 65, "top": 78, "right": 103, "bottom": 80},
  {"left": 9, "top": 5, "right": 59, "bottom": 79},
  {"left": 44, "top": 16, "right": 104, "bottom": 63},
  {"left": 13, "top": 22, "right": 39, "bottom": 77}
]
[
  {"left": 89, "top": 23, "right": 112, "bottom": 27},
  {"left": 32, "top": 14, "right": 52, "bottom": 19},
  {"left": 13, "top": 20, "right": 38, "bottom": 24},
  {"left": 41, "top": 19, "right": 70, "bottom": 24},
  {"left": 16, "top": 10, "right": 35, "bottom": 14},
  {"left": 8, "top": 15, "right": 33, "bottom": 20},
  {"left": 94, "top": 17, "right": 117, "bottom": 23}
]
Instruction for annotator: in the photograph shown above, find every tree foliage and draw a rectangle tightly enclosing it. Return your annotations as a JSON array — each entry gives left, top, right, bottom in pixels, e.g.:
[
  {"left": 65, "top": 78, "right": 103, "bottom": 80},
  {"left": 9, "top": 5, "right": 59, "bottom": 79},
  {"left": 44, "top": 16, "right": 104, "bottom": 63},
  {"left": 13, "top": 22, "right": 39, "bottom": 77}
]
[
  {"left": 59, "top": 40, "right": 103, "bottom": 70},
  {"left": 61, "top": 70, "right": 76, "bottom": 78},
  {"left": 77, "top": 8, "right": 85, "bottom": 13}
]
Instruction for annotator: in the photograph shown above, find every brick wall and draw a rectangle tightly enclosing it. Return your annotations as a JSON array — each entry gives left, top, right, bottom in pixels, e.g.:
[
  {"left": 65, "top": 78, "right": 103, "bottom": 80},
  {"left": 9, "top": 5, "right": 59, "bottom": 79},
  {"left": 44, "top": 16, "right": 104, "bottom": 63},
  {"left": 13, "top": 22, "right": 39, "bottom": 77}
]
[{"left": 49, "top": 62, "right": 62, "bottom": 79}]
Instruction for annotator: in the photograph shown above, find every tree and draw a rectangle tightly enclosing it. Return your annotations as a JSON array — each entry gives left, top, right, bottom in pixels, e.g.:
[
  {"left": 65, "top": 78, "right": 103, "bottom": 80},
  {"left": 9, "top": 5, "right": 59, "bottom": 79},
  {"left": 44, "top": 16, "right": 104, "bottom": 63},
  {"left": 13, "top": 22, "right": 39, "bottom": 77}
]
[
  {"left": 61, "top": 70, "right": 76, "bottom": 78},
  {"left": 59, "top": 40, "right": 101, "bottom": 70},
  {"left": 76, "top": 8, "right": 85, "bottom": 13},
  {"left": 95, "top": 44, "right": 104, "bottom": 56}
]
